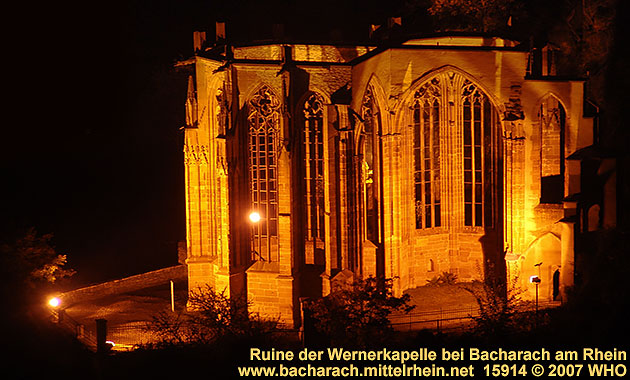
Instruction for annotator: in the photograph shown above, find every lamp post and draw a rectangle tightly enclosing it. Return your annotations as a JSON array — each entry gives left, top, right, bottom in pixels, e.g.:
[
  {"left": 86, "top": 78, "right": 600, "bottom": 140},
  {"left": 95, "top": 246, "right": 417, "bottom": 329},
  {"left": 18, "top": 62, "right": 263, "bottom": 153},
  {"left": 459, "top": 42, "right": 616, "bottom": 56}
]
[
  {"left": 170, "top": 280, "right": 175, "bottom": 313},
  {"left": 531, "top": 262, "right": 543, "bottom": 328},
  {"left": 530, "top": 275, "right": 541, "bottom": 329},
  {"left": 533, "top": 262, "right": 542, "bottom": 313},
  {"left": 48, "top": 296, "right": 63, "bottom": 323},
  {"left": 530, "top": 275, "right": 541, "bottom": 315}
]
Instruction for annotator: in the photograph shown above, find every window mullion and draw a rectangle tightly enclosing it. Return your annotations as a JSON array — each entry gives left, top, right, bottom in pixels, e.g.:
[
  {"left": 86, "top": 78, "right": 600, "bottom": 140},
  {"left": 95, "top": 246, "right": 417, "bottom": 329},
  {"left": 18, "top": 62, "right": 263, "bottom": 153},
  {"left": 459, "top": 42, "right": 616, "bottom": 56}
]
[
  {"left": 472, "top": 101, "right": 477, "bottom": 226},
  {"left": 429, "top": 102, "right": 435, "bottom": 228}
]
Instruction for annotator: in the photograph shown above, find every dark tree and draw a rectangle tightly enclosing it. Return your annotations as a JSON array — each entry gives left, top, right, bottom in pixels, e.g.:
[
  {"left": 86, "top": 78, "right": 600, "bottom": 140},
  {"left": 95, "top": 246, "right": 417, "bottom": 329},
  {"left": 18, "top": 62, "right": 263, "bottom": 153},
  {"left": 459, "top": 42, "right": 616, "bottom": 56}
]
[{"left": 304, "top": 277, "right": 414, "bottom": 348}]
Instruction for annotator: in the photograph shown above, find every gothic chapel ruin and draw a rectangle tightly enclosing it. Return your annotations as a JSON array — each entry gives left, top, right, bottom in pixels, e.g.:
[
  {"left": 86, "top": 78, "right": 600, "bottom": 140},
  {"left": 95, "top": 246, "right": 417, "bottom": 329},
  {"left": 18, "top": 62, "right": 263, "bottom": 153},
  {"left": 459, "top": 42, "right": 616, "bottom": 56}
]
[{"left": 178, "top": 26, "right": 596, "bottom": 327}]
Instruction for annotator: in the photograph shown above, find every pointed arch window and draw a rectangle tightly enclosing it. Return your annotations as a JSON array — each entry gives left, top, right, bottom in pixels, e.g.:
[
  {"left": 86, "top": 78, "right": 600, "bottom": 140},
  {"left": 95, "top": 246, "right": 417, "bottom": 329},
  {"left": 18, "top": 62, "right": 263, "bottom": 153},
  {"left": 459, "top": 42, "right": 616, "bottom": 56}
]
[
  {"left": 411, "top": 73, "right": 497, "bottom": 230},
  {"left": 303, "top": 93, "right": 325, "bottom": 242},
  {"left": 215, "top": 84, "right": 228, "bottom": 137},
  {"left": 361, "top": 86, "right": 381, "bottom": 244},
  {"left": 461, "top": 80, "right": 495, "bottom": 227},
  {"left": 413, "top": 78, "right": 441, "bottom": 229},
  {"left": 538, "top": 96, "right": 565, "bottom": 204},
  {"left": 248, "top": 86, "right": 280, "bottom": 262}
]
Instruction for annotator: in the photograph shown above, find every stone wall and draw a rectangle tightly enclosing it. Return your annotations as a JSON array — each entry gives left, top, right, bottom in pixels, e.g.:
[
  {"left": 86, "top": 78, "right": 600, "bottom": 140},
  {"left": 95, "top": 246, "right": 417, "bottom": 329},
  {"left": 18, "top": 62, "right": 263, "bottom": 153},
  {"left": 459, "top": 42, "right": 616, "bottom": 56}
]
[
  {"left": 60, "top": 265, "right": 187, "bottom": 306},
  {"left": 246, "top": 263, "right": 295, "bottom": 327}
]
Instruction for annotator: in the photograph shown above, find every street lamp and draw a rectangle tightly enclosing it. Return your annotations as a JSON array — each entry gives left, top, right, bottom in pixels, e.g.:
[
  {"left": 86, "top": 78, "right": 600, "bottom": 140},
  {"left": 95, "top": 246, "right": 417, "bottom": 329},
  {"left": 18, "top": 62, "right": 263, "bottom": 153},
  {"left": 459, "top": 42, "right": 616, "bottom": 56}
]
[
  {"left": 533, "top": 262, "right": 542, "bottom": 312},
  {"left": 531, "top": 262, "right": 543, "bottom": 327},
  {"left": 249, "top": 211, "right": 261, "bottom": 223},
  {"left": 48, "top": 297, "right": 61, "bottom": 308},
  {"left": 47, "top": 296, "right": 63, "bottom": 323},
  {"left": 530, "top": 275, "right": 541, "bottom": 313}
]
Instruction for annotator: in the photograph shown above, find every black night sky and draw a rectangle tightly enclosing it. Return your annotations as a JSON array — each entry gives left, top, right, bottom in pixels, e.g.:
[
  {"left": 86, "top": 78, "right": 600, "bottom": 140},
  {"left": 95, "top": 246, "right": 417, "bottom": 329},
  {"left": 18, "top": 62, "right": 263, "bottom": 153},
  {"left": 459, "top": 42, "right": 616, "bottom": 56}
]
[
  {"left": 3, "top": 0, "right": 412, "bottom": 287},
  {"left": 5, "top": 1, "right": 199, "bottom": 286},
  {"left": 3, "top": 0, "right": 629, "bottom": 288}
]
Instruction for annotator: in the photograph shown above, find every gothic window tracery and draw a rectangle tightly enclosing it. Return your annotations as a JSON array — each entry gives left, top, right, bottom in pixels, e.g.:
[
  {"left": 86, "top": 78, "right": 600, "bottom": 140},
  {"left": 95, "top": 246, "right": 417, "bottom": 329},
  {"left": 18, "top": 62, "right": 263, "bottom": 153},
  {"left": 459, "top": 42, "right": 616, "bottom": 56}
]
[
  {"left": 361, "top": 86, "right": 381, "bottom": 244},
  {"left": 413, "top": 78, "right": 441, "bottom": 229},
  {"left": 248, "top": 85, "right": 280, "bottom": 262},
  {"left": 411, "top": 73, "right": 497, "bottom": 230},
  {"left": 538, "top": 96, "right": 565, "bottom": 204},
  {"left": 215, "top": 85, "right": 228, "bottom": 137},
  {"left": 461, "top": 80, "right": 494, "bottom": 227},
  {"left": 303, "top": 93, "right": 325, "bottom": 242}
]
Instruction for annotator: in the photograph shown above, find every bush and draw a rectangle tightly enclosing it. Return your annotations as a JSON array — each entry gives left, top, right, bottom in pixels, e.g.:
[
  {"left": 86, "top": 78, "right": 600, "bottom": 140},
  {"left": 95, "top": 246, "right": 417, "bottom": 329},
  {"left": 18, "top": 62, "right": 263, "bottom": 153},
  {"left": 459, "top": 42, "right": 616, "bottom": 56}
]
[
  {"left": 303, "top": 277, "right": 414, "bottom": 348},
  {"left": 146, "top": 286, "right": 278, "bottom": 347},
  {"left": 462, "top": 275, "right": 533, "bottom": 339},
  {"left": 426, "top": 271, "right": 458, "bottom": 286}
]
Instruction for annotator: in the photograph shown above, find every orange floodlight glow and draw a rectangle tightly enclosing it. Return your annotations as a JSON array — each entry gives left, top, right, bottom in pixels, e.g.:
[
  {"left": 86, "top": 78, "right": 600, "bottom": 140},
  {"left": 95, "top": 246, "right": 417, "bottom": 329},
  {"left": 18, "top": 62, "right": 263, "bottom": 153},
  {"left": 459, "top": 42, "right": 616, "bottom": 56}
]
[
  {"left": 249, "top": 211, "right": 261, "bottom": 223},
  {"left": 48, "top": 297, "right": 61, "bottom": 308}
]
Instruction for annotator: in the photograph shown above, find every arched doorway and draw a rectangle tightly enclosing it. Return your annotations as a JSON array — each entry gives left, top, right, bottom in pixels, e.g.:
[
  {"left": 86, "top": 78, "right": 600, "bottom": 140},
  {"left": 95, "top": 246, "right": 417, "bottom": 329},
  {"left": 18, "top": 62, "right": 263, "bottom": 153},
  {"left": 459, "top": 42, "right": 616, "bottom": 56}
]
[{"left": 553, "top": 269, "right": 560, "bottom": 301}]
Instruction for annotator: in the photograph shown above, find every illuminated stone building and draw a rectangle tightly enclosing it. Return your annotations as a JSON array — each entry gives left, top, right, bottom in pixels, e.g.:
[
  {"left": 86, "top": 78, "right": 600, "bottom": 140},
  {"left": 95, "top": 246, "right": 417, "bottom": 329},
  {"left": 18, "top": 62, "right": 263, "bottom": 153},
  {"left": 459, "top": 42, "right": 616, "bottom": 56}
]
[{"left": 178, "top": 27, "right": 596, "bottom": 327}]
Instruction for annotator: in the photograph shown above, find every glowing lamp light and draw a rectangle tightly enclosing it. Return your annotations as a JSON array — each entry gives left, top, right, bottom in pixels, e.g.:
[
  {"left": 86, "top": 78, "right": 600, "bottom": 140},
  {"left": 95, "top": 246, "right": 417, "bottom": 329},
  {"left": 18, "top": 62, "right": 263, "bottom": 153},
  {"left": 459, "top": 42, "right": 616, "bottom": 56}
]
[
  {"left": 48, "top": 297, "right": 61, "bottom": 308},
  {"left": 249, "top": 211, "right": 261, "bottom": 223},
  {"left": 530, "top": 275, "right": 541, "bottom": 284}
]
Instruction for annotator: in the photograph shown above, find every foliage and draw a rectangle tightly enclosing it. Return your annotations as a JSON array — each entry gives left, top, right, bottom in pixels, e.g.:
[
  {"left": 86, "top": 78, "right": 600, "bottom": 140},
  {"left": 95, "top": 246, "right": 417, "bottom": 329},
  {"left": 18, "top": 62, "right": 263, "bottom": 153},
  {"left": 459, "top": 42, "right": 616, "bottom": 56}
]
[
  {"left": 426, "top": 271, "right": 458, "bottom": 286},
  {"left": 146, "top": 285, "right": 279, "bottom": 347},
  {"left": 0, "top": 228, "right": 75, "bottom": 290},
  {"left": 427, "top": 0, "right": 523, "bottom": 33},
  {"left": 462, "top": 275, "right": 533, "bottom": 338},
  {"left": 304, "top": 277, "right": 414, "bottom": 348},
  {"left": 550, "top": 0, "right": 617, "bottom": 75},
  {"left": 545, "top": 0, "right": 619, "bottom": 148},
  {"left": 147, "top": 310, "right": 191, "bottom": 346}
]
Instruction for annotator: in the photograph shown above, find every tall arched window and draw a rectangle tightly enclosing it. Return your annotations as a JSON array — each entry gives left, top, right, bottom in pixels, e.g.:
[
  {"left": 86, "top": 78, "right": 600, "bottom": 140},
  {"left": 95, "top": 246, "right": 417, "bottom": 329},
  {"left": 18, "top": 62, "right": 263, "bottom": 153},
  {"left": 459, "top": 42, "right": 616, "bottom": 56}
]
[
  {"left": 413, "top": 78, "right": 441, "bottom": 229},
  {"left": 248, "top": 85, "right": 280, "bottom": 262},
  {"left": 461, "top": 80, "right": 495, "bottom": 227},
  {"left": 538, "top": 96, "right": 565, "bottom": 204},
  {"left": 361, "top": 86, "right": 381, "bottom": 244},
  {"left": 412, "top": 72, "right": 497, "bottom": 229},
  {"left": 303, "top": 93, "right": 325, "bottom": 243}
]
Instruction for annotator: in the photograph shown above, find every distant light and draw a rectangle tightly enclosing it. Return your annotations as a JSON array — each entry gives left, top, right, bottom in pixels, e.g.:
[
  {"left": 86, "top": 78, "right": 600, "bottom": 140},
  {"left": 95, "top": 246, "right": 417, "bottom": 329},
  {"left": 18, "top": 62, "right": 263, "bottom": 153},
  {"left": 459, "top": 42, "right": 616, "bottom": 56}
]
[
  {"left": 48, "top": 297, "right": 61, "bottom": 308},
  {"left": 249, "top": 211, "right": 261, "bottom": 223}
]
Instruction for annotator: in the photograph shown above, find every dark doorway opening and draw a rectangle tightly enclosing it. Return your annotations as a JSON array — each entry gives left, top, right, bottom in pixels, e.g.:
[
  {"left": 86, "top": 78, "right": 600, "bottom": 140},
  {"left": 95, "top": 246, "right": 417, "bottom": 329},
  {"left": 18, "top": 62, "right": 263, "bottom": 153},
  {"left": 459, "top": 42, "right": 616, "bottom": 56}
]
[{"left": 553, "top": 269, "right": 560, "bottom": 300}]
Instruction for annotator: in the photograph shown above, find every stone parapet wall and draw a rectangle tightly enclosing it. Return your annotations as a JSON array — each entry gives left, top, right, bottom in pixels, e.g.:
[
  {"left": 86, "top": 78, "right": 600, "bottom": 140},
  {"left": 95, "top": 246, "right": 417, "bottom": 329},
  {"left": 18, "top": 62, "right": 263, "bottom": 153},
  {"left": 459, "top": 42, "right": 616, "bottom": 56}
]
[{"left": 60, "top": 265, "right": 187, "bottom": 306}]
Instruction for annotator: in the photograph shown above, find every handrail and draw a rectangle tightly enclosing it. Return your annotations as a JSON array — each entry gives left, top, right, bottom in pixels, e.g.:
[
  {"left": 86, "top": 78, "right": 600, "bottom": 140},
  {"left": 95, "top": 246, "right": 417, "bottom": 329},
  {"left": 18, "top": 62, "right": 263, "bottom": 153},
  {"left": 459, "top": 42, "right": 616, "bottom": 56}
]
[{"left": 49, "top": 308, "right": 98, "bottom": 351}]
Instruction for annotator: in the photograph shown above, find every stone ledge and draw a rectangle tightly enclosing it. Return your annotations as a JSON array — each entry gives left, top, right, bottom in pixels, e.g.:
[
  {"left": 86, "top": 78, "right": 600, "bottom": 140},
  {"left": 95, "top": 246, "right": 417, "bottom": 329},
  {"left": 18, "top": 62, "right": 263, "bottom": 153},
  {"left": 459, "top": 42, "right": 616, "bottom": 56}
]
[
  {"left": 246, "top": 260, "right": 280, "bottom": 273},
  {"left": 60, "top": 265, "right": 187, "bottom": 306}
]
